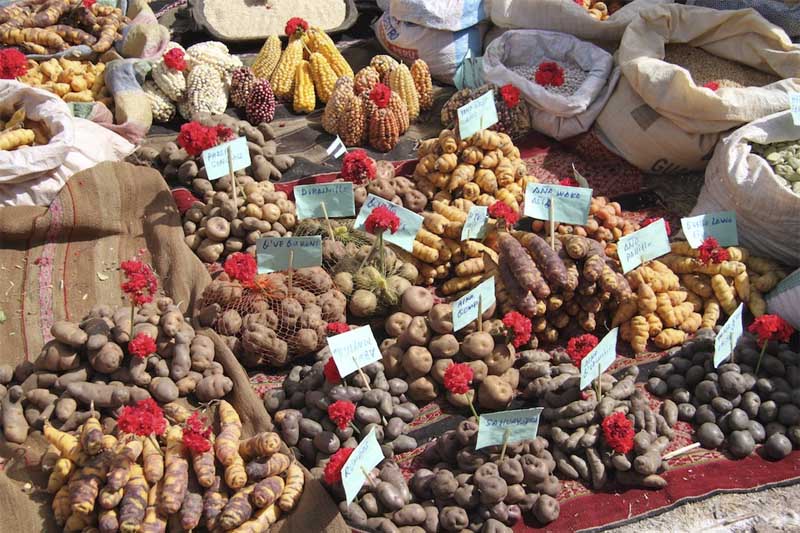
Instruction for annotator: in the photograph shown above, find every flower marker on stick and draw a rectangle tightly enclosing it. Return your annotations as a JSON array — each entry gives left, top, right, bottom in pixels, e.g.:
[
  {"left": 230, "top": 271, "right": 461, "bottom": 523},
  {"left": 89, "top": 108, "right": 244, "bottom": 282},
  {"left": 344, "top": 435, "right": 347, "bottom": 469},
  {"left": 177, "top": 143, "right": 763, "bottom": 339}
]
[{"left": 748, "top": 313, "right": 794, "bottom": 374}]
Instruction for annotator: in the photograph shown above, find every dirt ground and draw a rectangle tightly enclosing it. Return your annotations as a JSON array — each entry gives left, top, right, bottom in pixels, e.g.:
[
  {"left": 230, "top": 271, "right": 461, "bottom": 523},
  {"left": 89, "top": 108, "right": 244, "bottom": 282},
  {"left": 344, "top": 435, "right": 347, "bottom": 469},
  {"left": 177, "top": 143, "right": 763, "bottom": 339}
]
[{"left": 607, "top": 482, "right": 800, "bottom": 533}]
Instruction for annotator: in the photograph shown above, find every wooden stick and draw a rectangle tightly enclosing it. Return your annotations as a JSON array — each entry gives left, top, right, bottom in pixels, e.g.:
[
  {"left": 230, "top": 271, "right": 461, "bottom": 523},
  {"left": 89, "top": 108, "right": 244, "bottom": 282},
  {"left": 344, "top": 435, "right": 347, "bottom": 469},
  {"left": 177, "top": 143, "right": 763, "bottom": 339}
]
[
  {"left": 352, "top": 356, "right": 371, "bottom": 391},
  {"left": 320, "top": 201, "right": 336, "bottom": 240},
  {"left": 287, "top": 250, "right": 294, "bottom": 293},
  {"left": 549, "top": 193, "right": 555, "bottom": 250},
  {"left": 360, "top": 466, "right": 378, "bottom": 489},
  {"left": 662, "top": 442, "right": 700, "bottom": 460},
  {"left": 227, "top": 146, "right": 238, "bottom": 202},
  {"left": 499, "top": 429, "right": 510, "bottom": 462},
  {"left": 477, "top": 295, "right": 483, "bottom": 332}
]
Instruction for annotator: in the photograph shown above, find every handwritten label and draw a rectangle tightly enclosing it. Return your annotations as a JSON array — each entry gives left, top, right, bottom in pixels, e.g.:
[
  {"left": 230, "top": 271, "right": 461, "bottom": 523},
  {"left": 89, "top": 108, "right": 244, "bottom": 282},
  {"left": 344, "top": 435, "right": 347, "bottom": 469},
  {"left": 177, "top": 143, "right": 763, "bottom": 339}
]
[
  {"left": 256, "top": 236, "right": 322, "bottom": 273},
  {"left": 681, "top": 211, "right": 738, "bottom": 248},
  {"left": 294, "top": 182, "right": 355, "bottom": 220},
  {"left": 354, "top": 194, "right": 423, "bottom": 252},
  {"left": 714, "top": 303, "right": 744, "bottom": 368},
  {"left": 579, "top": 328, "right": 619, "bottom": 390},
  {"left": 791, "top": 93, "right": 800, "bottom": 126},
  {"left": 202, "top": 137, "right": 251, "bottom": 180},
  {"left": 572, "top": 164, "right": 590, "bottom": 188},
  {"left": 524, "top": 183, "right": 593, "bottom": 225},
  {"left": 326, "top": 135, "right": 347, "bottom": 158},
  {"left": 617, "top": 219, "right": 671, "bottom": 274},
  {"left": 461, "top": 206, "right": 489, "bottom": 240},
  {"left": 475, "top": 408, "right": 543, "bottom": 450},
  {"left": 457, "top": 90, "right": 498, "bottom": 139},
  {"left": 327, "top": 326, "right": 382, "bottom": 378},
  {"left": 452, "top": 277, "right": 496, "bottom": 332},
  {"left": 341, "top": 429, "right": 384, "bottom": 503}
]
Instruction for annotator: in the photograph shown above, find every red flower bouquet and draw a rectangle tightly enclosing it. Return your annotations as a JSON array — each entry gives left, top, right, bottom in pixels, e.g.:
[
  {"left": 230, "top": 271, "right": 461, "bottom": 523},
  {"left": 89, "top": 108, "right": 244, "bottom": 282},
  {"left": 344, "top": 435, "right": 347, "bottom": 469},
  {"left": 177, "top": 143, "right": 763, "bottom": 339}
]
[
  {"left": 128, "top": 333, "right": 157, "bottom": 359},
  {"left": 324, "top": 447, "right": 355, "bottom": 485},
  {"left": 323, "top": 358, "right": 342, "bottom": 384},
  {"left": 182, "top": 412, "right": 212, "bottom": 453},
  {"left": 567, "top": 333, "right": 599, "bottom": 368},
  {"left": 697, "top": 237, "right": 729, "bottom": 266},
  {"left": 502, "top": 311, "right": 532, "bottom": 349},
  {"left": 535, "top": 62, "right": 565, "bottom": 87},
  {"left": 369, "top": 83, "right": 391, "bottom": 109},
  {"left": 365, "top": 206, "right": 400, "bottom": 235},
  {"left": 118, "top": 398, "right": 167, "bottom": 437},
  {"left": 0, "top": 49, "right": 28, "bottom": 79},
  {"left": 602, "top": 412, "right": 634, "bottom": 454},
  {"left": 285, "top": 17, "right": 309, "bottom": 37},
  {"left": 748, "top": 314, "right": 794, "bottom": 374},
  {"left": 163, "top": 48, "right": 187, "bottom": 71},
  {"left": 327, "top": 400, "right": 356, "bottom": 430},
  {"left": 224, "top": 252, "right": 257, "bottom": 285},
  {"left": 489, "top": 201, "right": 520, "bottom": 229},
  {"left": 341, "top": 150, "right": 377, "bottom": 184},
  {"left": 499, "top": 84, "right": 521, "bottom": 108}
]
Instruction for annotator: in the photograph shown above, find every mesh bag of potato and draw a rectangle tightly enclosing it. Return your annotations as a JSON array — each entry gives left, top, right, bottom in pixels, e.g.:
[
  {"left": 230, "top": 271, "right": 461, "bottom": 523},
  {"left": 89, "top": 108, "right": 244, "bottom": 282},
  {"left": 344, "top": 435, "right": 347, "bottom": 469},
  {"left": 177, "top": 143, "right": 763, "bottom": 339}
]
[{"left": 196, "top": 268, "right": 347, "bottom": 367}]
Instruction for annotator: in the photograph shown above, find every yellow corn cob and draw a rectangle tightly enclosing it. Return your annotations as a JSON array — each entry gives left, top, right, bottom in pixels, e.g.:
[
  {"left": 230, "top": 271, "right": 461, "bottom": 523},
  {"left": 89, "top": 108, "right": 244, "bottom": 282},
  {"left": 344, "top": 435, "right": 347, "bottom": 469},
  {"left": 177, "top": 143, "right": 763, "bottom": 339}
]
[
  {"left": 293, "top": 60, "right": 316, "bottom": 113},
  {"left": 388, "top": 63, "right": 420, "bottom": 121},
  {"left": 252, "top": 35, "right": 281, "bottom": 80},
  {"left": 322, "top": 75, "right": 354, "bottom": 134},
  {"left": 309, "top": 52, "right": 338, "bottom": 103},
  {"left": 307, "top": 28, "right": 353, "bottom": 78},
  {"left": 270, "top": 38, "right": 303, "bottom": 100},
  {"left": 410, "top": 59, "right": 433, "bottom": 111}
]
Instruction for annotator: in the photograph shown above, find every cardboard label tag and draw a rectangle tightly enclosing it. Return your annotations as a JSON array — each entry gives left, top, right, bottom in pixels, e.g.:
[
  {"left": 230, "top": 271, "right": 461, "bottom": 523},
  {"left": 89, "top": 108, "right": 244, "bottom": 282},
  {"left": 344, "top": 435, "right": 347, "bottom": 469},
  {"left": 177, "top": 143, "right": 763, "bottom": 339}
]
[
  {"left": 326, "top": 135, "right": 347, "bottom": 158},
  {"left": 714, "top": 303, "right": 744, "bottom": 368},
  {"left": 523, "top": 183, "right": 593, "bottom": 225},
  {"left": 341, "top": 429, "right": 384, "bottom": 503},
  {"left": 327, "top": 326, "right": 382, "bottom": 378},
  {"left": 681, "top": 211, "right": 738, "bottom": 248},
  {"left": 452, "top": 277, "right": 496, "bottom": 332},
  {"left": 256, "top": 236, "right": 322, "bottom": 273},
  {"left": 572, "top": 164, "right": 590, "bottom": 188},
  {"left": 791, "top": 93, "right": 800, "bottom": 126},
  {"left": 475, "top": 408, "right": 543, "bottom": 450},
  {"left": 457, "top": 90, "right": 498, "bottom": 139},
  {"left": 354, "top": 194, "right": 423, "bottom": 252},
  {"left": 618, "top": 219, "right": 671, "bottom": 273},
  {"left": 461, "top": 206, "right": 489, "bottom": 241},
  {"left": 294, "top": 182, "right": 355, "bottom": 220},
  {"left": 579, "top": 328, "right": 619, "bottom": 390},
  {"left": 202, "top": 137, "right": 251, "bottom": 180}
]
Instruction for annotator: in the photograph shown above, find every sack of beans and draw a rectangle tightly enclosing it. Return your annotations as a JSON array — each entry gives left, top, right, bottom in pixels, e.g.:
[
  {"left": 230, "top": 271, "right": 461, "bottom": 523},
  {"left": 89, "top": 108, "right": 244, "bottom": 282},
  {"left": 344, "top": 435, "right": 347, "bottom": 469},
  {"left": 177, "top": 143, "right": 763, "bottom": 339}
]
[
  {"left": 483, "top": 29, "right": 620, "bottom": 140},
  {"left": 382, "top": 0, "right": 490, "bottom": 31},
  {"left": 767, "top": 268, "right": 800, "bottom": 330},
  {"left": 691, "top": 110, "right": 800, "bottom": 266},
  {"left": 687, "top": 0, "right": 800, "bottom": 40},
  {"left": 594, "top": 4, "right": 800, "bottom": 174},
  {"left": 489, "top": 0, "right": 674, "bottom": 42}
]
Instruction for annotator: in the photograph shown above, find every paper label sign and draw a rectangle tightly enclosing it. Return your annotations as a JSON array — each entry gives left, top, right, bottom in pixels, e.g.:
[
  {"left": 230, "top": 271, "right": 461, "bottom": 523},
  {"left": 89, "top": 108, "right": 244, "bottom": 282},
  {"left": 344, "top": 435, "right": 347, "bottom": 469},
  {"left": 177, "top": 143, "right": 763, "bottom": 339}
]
[
  {"left": 580, "top": 328, "right": 619, "bottom": 390},
  {"left": 294, "top": 182, "right": 355, "bottom": 220},
  {"left": 791, "top": 93, "right": 800, "bottom": 126},
  {"left": 681, "top": 211, "right": 738, "bottom": 248},
  {"left": 256, "top": 236, "right": 322, "bottom": 273},
  {"left": 457, "top": 90, "right": 498, "bottom": 140},
  {"left": 714, "top": 303, "right": 744, "bottom": 368},
  {"left": 327, "top": 326, "right": 382, "bottom": 378},
  {"left": 523, "top": 183, "right": 593, "bottom": 225},
  {"left": 572, "top": 164, "right": 590, "bottom": 188},
  {"left": 354, "top": 194, "right": 423, "bottom": 252},
  {"left": 326, "top": 135, "right": 347, "bottom": 158},
  {"left": 203, "top": 137, "right": 251, "bottom": 180},
  {"left": 475, "top": 408, "right": 543, "bottom": 450},
  {"left": 452, "top": 277, "right": 496, "bottom": 332},
  {"left": 341, "top": 429, "right": 384, "bottom": 503},
  {"left": 617, "top": 219, "right": 671, "bottom": 274},
  {"left": 461, "top": 206, "right": 489, "bottom": 240}
]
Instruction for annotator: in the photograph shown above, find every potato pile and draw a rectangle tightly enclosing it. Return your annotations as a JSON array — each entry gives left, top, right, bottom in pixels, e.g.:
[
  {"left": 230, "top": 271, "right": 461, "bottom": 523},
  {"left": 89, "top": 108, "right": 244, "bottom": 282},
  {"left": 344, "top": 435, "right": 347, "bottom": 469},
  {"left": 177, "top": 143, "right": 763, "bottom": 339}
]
[
  {"left": 17, "top": 57, "right": 112, "bottom": 106},
  {"left": 441, "top": 85, "right": 531, "bottom": 140},
  {"left": 264, "top": 354, "right": 419, "bottom": 469},
  {"left": 41, "top": 401, "right": 304, "bottom": 531},
  {"left": 647, "top": 330, "right": 800, "bottom": 461},
  {"left": 351, "top": 160, "right": 428, "bottom": 214},
  {"left": 183, "top": 180, "right": 296, "bottom": 264},
  {"left": 380, "top": 287, "right": 519, "bottom": 411},
  {"left": 0, "top": 105, "right": 50, "bottom": 150},
  {"left": 574, "top": 0, "right": 621, "bottom": 20},
  {"left": 0, "top": 298, "right": 232, "bottom": 446},
  {"left": 520, "top": 350, "right": 678, "bottom": 489},
  {"left": 497, "top": 232, "right": 631, "bottom": 346},
  {"left": 133, "top": 114, "right": 295, "bottom": 191},
  {"left": 196, "top": 268, "right": 347, "bottom": 368}
]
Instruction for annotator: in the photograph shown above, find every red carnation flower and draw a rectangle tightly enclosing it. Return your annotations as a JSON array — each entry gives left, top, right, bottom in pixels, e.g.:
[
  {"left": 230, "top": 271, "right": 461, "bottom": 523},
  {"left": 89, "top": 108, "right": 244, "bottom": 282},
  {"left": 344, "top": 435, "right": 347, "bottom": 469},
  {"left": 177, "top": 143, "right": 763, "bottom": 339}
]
[
  {"left": 340, "top": 150, "right": 377, "bottom": 184},
  {"left": 697, "top": 237, "right": 730, "bottom": 265},
  {"left": 326, "top": 322, "right": 350, "bottom": 335},
  {"left": 641, "top": 216, "right": 671, "bottom": 236},
  {"left": 324, "top": 447, "right": 355, "bottom": 485},
  {"left": 749, "top": 314, "right": 794, "bottom": 348},
  {"left": 559, "top": 177, "right": 578, "bottom": 187},
  {"left": 215, "top": 125, "right": 234, "bottom": 143},
  {"left": 443, "top": 362, "right": 474, "bottom": 395},
  {"left": 567, "top": 333, "right": 599, "bottom": 368},
  {"left": 535, "top": 62, "right": 565, "bottom": 88},
  {"left": 182, "top": 412, "right": 212, "bottom": 453},
  {"left": 502, "top": 311, "right": 532, "bottom": 349},
  {"left": 118, "top": 398, "right": 167, "bottom": 437},
  {"left": 128, "top": 333, "right": 157, "bottom": 359},
  {"left": 327, "top": 400, "right": 356, "bottom": 430},
  {"left": 82, "top": 0, "right": 96, "bottom": 8},
  {"left": 285, "top": 17, "right": 309, "bottom": 37},
  {"left": 703, "top": 81, "right": 720, "bottom": 91},
  {"left": 0, "top": 49, "right": 28, "bottom": 79},
  {"left": 602, "top": 412, "right": 634, "bottom": 454},
  {"left": 499, "top": 84, "right": 521, "bottom": 109},
  {"left": 163, "top": 48, "right": 187, "bottom": 71},
  {"left": 488, "top": 201, "right": 520, "bottom": 228},
  {"left": 365, "top": 206, "right": 400, "bottom": 235},
  {"left": 171, "top": 188, "right": 201, "bottom": 215},
  {"left": 323, "top": 358, "right": 341, "bottom": 384},
  {"left": 121, "top": 259, "right": 158, "bottom": 306},
  {"left": 177, "top": 121, "right": 220, "bottom": 157},
  {"left": 369, "top": 83, "right": 391, "bottom": 109},
  {"left": 224, "top": 252, "right": 257, "bottom": 285}
]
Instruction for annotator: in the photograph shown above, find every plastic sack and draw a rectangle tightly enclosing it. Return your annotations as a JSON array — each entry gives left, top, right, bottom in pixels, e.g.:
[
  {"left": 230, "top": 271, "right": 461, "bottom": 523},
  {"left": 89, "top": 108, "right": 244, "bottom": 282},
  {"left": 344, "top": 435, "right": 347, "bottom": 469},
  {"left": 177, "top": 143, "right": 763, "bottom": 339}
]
[
  {"left": 691, "top": 111, "right": 800, "bottom": 266},
  {"left": 482, "top": 29, "right": 619, "bottom": 139},
  {"left": 687, "top": 0, "right": 800, "bottom": 39},
  {"left": 767, "top": 269, "right": 800, "bottom": 330},
  {"left": 594, "top": 4, "right": 800, "bottom": 173},
  {"left": 375, "top": 12, "right": 488, "bottom": 84},
  {"left": 385, "top": 0, "right": 489, "bottom": 31},
  {"left": 0, "top": 81, "right": 135, "bottom": 207},
  {"left": 489, "top": 0, "right": 673, "bottom": 42}
]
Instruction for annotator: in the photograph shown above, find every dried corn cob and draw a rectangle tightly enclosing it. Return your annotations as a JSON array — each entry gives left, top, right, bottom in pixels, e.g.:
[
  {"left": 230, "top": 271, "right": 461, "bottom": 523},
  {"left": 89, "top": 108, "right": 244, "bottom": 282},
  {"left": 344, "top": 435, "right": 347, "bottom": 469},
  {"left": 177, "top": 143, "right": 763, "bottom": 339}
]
[
  {"left": 270, "top": 37, "right": 303, "bottom": 100},
  {"left": 292, "top": 60, "right": 316, "bottom": 113},
  {"left": 388, "top": 63, "right": 420, "bottom": 121},
  {"left": 309, "top": 52, "right": 337, "bottom": 103},
  {"left": 411, "top": 59, "right": 433, "bottom": 112},
  {"left": 252, "top": 35, "right": 281, "bottom": 80},
  {"left": 307, "top": 27, "right": 353, "bottom": 78}
]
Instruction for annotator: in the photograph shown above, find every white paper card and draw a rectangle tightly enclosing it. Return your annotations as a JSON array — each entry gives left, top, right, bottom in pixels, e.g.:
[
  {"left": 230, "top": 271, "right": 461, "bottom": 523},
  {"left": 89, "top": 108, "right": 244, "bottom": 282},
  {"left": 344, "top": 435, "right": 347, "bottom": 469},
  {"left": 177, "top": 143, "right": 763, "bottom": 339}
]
[
  {"left": 461, "top": 206, "right": 489, "bottom": 241},
  {"left": 452, "top": 277, "right": 496, "bottom": 332},
  {"left": 680, "top": 211, "right": 738, "bottom": 248},
  {"left": 714, "top": 303, "right": 744, "bottom": 368},
  {"left": 617, "top": 219, "right": 671, "bottom": 273},
  {"left": 327, "top": 326, "right": 382, "bottom": 377},
  {"left": 475, "top": 408, "right": 544, "bottom": 450},
  {"left": 341, "top": 429, "right": 384, "bottom": 503},
  {"left": 579, "top": 328, "right": 619, "bottom": 390}
]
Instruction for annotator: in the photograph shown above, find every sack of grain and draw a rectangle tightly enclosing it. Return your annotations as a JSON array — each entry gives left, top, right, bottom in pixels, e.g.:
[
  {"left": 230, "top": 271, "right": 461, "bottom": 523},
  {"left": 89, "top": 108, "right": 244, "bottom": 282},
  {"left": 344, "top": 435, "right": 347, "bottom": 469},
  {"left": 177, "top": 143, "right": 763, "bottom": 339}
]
[
  {"left": 483, "top": 29, "right": 620, "bottom": 140},
  {"left": 687, "top": 0, "right": 800, "bottom": 40},
  {"left": 691, "top": 110, "right": 800, "bottom": 266},
  {"left": 767, "top": 268, "right": 800, "bottom": 330},
  {"left": 374, "top": 12, "right": 488, "bottom": 84},
  {"left": 384, "top": 0, "right": 489, "bottom": 31},
  {"left": 594, "top": 4, "right": 800, "bottom": 173},
  {"left": 489, "top": 0, "right": 673, "bottom": 42}
]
